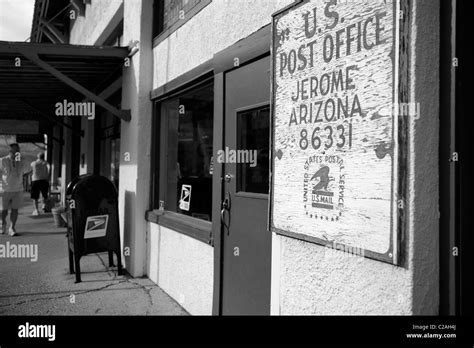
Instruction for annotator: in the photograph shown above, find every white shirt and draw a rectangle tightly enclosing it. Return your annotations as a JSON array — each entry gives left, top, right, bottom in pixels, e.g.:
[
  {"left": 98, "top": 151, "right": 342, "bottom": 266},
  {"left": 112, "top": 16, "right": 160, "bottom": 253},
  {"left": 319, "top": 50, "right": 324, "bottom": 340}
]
[
  {"left": 31, "top": 159, "right": 49, "bottom": 181},
  {"left": 0, "top": 155, "right": 27, "bottom": 192}
]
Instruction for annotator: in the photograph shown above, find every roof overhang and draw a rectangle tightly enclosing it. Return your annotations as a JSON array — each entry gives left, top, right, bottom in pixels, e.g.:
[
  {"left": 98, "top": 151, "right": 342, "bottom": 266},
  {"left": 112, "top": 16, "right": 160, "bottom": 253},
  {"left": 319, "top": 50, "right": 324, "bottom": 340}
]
[{"left": 0, "top": 41, "right": 130, "bottom": 136}]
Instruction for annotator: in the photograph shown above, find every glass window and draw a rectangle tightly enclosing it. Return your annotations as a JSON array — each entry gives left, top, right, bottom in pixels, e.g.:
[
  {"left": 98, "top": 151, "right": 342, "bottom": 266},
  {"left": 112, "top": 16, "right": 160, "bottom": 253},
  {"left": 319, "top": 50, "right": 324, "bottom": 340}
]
[
  {"left": 159, "top": 81, "right": 214, "bottom": 221},
  {"left": 237, "top": 106, "right": 270, "bottom": 194}
]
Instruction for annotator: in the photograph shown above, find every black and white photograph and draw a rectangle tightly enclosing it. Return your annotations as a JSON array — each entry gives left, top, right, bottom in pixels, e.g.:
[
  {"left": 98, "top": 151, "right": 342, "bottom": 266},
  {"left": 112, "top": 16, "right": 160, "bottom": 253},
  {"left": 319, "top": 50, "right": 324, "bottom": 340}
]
[{"left": 0, "top": 0, "right": 471, "bottom": 345}]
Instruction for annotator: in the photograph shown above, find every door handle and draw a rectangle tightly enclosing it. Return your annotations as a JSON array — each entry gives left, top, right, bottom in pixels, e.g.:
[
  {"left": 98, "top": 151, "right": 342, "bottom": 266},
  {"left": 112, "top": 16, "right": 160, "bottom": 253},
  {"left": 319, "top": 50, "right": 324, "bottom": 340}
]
[{"left": 220, "top": 192, "right": 231, "bottom": 235}]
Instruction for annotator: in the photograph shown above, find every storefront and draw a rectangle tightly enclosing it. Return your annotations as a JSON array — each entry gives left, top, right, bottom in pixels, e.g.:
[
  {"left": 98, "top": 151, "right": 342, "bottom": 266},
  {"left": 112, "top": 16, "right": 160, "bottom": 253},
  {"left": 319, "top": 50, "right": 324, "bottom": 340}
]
[
  {"left": 145, "top": 0, "right": 459, "bottom": 316},
  {"left": 19, "top": 0, "right": 468, "bottom": 316},
  {"left": 148, "top": 35, "right": 273, "bottom": 315}
]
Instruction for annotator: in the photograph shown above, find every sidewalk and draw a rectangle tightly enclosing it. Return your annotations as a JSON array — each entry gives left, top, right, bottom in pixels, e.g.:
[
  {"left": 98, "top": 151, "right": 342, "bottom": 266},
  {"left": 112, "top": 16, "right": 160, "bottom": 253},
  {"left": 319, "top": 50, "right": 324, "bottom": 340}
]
[{"left": 0, "top": 194, "right": 188, "bottom": 315}]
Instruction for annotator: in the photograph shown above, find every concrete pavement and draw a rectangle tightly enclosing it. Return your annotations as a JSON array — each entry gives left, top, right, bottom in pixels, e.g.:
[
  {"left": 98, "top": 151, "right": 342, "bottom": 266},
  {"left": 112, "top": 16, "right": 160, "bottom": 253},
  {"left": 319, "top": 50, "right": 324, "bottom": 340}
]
[{"left": 0, "top": 194, "right": 188, "bottom": 315}]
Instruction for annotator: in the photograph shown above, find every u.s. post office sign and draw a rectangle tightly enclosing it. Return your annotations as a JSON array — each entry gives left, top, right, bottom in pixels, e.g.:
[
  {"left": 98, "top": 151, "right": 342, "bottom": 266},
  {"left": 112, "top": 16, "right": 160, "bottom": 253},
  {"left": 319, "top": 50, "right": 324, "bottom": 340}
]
[{"left": 270, "top": 0, "right": 408, "bottom": 265}]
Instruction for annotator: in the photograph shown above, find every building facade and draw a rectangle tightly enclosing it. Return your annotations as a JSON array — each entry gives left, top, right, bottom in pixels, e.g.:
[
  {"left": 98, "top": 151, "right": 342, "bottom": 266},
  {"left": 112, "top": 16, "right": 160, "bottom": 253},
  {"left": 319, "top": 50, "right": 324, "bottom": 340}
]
[{"left": 28, "top": 0, "right": 467, "bottom": 316}]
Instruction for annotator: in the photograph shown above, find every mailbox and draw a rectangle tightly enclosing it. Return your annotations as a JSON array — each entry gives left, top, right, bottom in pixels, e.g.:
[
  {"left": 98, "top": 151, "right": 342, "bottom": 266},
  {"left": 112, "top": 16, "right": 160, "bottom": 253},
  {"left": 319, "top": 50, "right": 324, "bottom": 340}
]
[{"left": 66, "top": 174, "right": 123, "bottom": 283}]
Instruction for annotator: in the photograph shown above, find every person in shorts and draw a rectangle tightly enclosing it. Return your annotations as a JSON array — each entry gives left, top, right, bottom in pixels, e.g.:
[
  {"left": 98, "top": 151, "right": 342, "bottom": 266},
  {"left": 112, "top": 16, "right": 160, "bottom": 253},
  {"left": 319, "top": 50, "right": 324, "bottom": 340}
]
[
  {"left": 30, "top": 152, "right": 50, "bottom": 216},
  {"left": 0, "top": 143, "right": 28, "bottom": 236}
]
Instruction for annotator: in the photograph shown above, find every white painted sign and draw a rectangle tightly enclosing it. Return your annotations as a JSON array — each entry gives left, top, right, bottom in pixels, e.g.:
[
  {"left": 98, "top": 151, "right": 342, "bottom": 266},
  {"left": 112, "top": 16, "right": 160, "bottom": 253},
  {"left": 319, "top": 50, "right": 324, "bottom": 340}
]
[
  {"left": 271, "top": 0, "right": 401, "bottom": 263},
  {"left": 84, "top": 215, "right": 109, "bottom": 239}
]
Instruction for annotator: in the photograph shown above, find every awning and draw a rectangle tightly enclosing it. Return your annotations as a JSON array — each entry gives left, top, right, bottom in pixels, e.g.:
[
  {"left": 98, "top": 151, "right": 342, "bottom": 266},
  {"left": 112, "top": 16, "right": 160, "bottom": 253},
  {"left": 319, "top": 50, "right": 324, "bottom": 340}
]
[{"left": 0, "top": 41, "right": 130, "bottom": 136}]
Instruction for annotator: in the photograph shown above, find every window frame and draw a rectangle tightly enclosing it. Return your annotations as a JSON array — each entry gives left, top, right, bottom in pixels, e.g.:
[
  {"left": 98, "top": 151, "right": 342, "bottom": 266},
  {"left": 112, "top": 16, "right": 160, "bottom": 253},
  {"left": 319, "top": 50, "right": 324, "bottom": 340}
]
[
  {"left": 149, "top": 75, "right": 214, "bottom": 245},
  {"left": 153, "top": 0, "right": 212, "bottom": 48}
]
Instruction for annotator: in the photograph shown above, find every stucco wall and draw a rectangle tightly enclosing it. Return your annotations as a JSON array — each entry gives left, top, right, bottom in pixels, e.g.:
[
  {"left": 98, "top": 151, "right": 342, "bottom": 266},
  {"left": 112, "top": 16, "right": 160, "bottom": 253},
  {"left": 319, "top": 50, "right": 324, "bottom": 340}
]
[
  {"left": 118, "top": 0, "right": 154, "bottom": 276},
  {"left": 148, "top": 223, "right": 214, "bottom": 315},
  {"left": 410, "top": 0, "right": 440, "bottom": 315},
  {"left": 69, "top": 0, "right": 123, "bottom": 45},
  {"left": 150, "top": 0, "right": 293, "bottom": 314},
  {"left": 272, "top": 235, "right": 413, "bottom": 315},
  {"left": 271, "top": 0, "right": 440, "bottom": 315},
  {"left": 153, "top": 0, "right": 293, "bottom": 89}
]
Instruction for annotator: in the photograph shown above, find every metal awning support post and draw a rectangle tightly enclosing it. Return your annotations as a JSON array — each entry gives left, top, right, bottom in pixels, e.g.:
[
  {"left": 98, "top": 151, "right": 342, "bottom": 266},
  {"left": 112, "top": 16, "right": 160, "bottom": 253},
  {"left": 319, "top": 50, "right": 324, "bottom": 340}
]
[
  {"left": 19, "top": 50, "right": 131, "bottom": 122},
  {"left": 40, "top": 29, "right": 60, "bottom": 44},
  {"left": 40, "top": 18, "right": 67, "bottom": 44}
]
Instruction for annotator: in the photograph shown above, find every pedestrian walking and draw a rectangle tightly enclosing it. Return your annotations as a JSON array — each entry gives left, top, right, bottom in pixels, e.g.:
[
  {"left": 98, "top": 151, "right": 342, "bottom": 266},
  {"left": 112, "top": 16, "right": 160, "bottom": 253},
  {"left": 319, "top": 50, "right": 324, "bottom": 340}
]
[
  {"left": 30, "top": 152, "right": 50, "bottom": 216},
  {"left": 0, "top": 143, "right": 28, "bottom": 236}
]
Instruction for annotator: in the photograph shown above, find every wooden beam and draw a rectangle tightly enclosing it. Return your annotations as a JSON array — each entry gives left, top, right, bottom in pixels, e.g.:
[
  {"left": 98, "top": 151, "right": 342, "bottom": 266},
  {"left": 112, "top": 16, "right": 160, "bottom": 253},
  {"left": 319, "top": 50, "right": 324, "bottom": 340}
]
[
  {"left": 20, "top": 51, "right": 131, "bottom": 121},
  {"left": 40, "top": 27, "right": 60, "bottom": 44},
  {"left": 89, "top": 77, "right": 122, "bottom": 102},
  {"left": 49, "top": 20, "right": 66, "bottom": 27},
  {"left": 0, "top": 41, "right": 129, "bottom": 58},
  {"left": 40, "top": 18, "right": 66, "bottom": 44}
]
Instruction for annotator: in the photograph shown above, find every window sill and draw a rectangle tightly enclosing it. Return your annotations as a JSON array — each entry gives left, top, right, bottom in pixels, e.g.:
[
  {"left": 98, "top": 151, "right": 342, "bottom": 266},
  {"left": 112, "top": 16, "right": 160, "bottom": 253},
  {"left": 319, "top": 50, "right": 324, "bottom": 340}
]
[{"left": 146, "top": 210, "right": 213, "bottom": 246}]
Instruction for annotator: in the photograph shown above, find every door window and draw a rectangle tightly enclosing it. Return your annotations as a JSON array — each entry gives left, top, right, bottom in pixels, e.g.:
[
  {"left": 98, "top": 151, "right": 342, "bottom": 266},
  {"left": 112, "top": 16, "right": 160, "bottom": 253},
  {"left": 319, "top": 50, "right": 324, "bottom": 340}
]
[{"left": 236, "top": 106, "right": 270, "bottom": 194}]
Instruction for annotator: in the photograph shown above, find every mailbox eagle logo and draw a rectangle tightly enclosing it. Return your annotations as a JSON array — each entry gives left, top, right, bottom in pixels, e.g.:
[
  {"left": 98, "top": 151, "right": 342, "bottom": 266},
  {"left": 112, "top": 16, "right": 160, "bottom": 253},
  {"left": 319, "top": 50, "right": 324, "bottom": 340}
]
[
  {"left": 84, "top": 215, "right": 109, "bottom": 239},
  {"left": 310, "top": 166, "right": 334, "bottom": 192},
  {"left": 310, "top": 166, "right": 335, "bottom": 211},
  {"left": 303, "top": 156, "right": 345, "bottom": 222}
]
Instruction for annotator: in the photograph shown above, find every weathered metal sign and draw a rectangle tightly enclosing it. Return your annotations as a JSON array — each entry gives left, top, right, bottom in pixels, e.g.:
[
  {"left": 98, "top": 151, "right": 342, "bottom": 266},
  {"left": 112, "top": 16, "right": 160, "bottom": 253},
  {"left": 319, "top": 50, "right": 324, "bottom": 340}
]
[{"left": 270, "top": 0, "right": 404, "bottom": 264}]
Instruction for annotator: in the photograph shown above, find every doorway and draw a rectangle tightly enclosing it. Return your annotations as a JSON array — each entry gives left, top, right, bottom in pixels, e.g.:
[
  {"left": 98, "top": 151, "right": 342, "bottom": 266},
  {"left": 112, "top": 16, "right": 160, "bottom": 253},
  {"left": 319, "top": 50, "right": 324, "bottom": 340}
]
[{"left": 220, "top": 56, "right": 272, "bottom": 315}]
